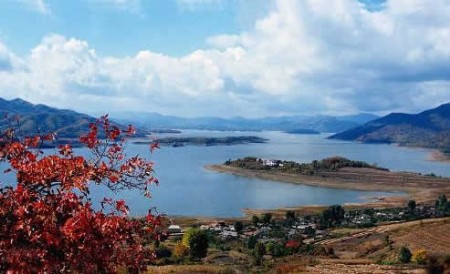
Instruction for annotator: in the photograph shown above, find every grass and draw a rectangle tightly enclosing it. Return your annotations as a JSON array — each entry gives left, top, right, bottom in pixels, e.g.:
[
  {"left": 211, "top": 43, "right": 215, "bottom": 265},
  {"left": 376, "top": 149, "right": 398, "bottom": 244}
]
[{"left": 145, "top": 264, "right": 242, "bottom": 274}]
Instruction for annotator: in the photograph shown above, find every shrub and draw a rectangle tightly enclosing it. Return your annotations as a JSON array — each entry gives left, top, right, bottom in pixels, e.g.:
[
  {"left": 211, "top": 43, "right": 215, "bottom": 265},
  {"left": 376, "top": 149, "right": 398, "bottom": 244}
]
[
  {"left": 155, "top": 245, "right": 172, "bottom": 259},
  {"left": 173, "top": 242, "right": 189, "bottom": 258},
  {"left": 398, "top": 246, "right": 412, "bottom": 263},
  {"left": 413, "top": 250, "right": 428, "bottom": 265}
]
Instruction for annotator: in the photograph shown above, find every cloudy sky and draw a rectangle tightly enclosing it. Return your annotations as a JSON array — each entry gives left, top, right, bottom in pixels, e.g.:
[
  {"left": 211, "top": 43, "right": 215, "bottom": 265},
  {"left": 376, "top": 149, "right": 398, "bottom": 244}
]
[{"left": 0, "top": 0, "right": 449, "bottom": 117}]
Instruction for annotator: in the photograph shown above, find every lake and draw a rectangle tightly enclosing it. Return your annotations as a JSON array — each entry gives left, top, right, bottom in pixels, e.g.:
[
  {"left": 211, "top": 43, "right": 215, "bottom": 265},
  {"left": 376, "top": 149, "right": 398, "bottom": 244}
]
[{"left": 2, "top": 130, "right": 450, "bottom": 217}]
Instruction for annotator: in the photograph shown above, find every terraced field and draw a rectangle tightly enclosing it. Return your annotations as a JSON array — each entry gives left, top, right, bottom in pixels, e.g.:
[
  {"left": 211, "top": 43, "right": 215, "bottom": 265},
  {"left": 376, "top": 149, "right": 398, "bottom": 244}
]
[{"left": 392, "top": 220, "right": 450, "bottom": 254}]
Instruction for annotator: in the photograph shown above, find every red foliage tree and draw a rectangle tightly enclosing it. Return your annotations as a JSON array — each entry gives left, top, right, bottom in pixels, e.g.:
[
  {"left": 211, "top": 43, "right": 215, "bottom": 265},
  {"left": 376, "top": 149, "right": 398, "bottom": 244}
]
[{"left": 0, "top": 116, "right": 161, "bottom": 273}]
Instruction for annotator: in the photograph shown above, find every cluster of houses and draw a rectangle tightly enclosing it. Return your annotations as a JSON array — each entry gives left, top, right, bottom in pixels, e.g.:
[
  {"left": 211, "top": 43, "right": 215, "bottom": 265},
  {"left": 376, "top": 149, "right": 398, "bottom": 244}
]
[
  {"left": 200, "top": 222, "right": 239, "bottom": 238},
  {"left": 165, "top": 202, "right": 448, "bottom": 249},
  {"left": 166, "top": 219, "right": 327, "bottom": 245},
  {"left": 258, "top": 158, "right": 283, "bottom": 167}
]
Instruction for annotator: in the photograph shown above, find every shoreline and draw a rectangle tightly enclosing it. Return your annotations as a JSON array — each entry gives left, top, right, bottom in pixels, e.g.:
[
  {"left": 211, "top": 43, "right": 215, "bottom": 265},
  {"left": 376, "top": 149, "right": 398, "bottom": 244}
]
[
  {"left": 428, "top": 150, "right": 450, "bottom": 163},
  {"left": 205, "top": 164, "right": 450, "bottom": 216}
]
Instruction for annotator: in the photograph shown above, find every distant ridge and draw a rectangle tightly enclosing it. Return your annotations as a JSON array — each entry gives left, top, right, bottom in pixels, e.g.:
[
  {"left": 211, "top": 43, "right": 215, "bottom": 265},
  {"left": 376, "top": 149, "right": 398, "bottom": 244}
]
[
  {"left": 329, "top": 103, "right": 450, "bottom": 153},
  {"left": 111, "top": 112, "right": 379, "bottom": 133},
  {"left": 0, "top": 98, "right": 146, "bottom": 139}
]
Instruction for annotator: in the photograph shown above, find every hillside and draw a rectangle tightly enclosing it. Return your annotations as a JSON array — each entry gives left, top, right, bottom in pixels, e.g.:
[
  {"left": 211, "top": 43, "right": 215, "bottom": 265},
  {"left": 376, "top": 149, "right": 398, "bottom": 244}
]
[
  {"left": 329, "top": 103, "right": 450, "bottom": 153},
  {"left": 0, "top": 98, "right": 147, "bottom": 140}
]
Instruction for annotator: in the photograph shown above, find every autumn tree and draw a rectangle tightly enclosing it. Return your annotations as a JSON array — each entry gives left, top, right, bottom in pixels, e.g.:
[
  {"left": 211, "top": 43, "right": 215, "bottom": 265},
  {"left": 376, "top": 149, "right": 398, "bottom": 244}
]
[{"left": 0, "top": 116, "right": 162, "bottom": 273}]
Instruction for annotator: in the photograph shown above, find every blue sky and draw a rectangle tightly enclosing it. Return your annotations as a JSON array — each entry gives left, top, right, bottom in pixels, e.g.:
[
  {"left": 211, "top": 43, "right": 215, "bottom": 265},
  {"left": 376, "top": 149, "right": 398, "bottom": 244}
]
[
  {"left": 0, "top": 0, "right": 244, "bottom": 56},
  {"left": 0, "top": 0, "right": 449, "bottom": 117}
]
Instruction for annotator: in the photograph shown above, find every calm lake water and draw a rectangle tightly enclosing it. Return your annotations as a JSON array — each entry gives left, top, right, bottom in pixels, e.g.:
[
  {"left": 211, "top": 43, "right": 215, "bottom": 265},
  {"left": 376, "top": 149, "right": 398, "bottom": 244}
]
[{"left": 2, "top": 130, "right": 450, "bottom": 217}]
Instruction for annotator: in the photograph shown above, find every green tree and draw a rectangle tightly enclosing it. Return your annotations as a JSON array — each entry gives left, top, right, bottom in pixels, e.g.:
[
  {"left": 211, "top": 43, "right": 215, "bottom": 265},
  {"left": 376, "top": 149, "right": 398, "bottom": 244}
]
[
  {"left": 398, "top": 246, "right": 412, "bottom": 263},
  {"left": 265, "top": 242, "right": 275, "bottom": 255},
  {"left": 436, "top": 194, "right": 449, "bottom": 214},
  {"left": 234, "top": 221, "right": 244, "bottom": 234},
  {"left": 247, "top": 236, "right": 257, "bottom": 249},
  {"left": 262, "top": 213, "right": 272, "bottom": 224},
  {"left": 182, "top": 228, "right": 209, "bottom": 260},
  {"left": 321, "top": 205, "right": 345, "bottom": 228},
  {"left": 407, "top": 200, "right": 416, "bottom": 213},
  {"left": 285, "top": 211, "right": 296, "bottom": 227},
  {"left": 252, "top": 215, "right": 260, "bottom": 226},
  {"left": 253, "top": 242, "right": 265, "bottom": 265},
  {"left": 285, "top": 211, "right": 296, "bottom": 220}
]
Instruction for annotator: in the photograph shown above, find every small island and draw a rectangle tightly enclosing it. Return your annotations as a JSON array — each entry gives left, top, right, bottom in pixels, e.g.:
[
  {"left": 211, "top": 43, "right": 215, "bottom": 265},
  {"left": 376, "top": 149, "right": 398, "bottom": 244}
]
[
  {"left": 133, "top": 136, "right": 268, "bottom": 147},
  {"left": 147, "top": 129, "right": 182, "bottom": 134},
  {"left": 284, "top": 128, "right": 320, "bottom": 135},
  {"left": 206, "top": 156, "right": 450, "bottom": 207}
]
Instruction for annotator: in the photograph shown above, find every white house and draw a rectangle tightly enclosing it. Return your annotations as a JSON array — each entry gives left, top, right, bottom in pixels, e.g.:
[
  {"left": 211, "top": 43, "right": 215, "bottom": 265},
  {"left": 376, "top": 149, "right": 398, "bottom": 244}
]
[{"left": 168, "top": 225, "right": 182, "bottom": 234}]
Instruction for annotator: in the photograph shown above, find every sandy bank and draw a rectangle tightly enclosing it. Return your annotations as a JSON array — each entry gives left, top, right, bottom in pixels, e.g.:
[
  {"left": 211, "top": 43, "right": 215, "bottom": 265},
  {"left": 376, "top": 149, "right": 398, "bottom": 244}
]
[
  {"left": 428, "top": 150, "right": 450, "bottom": 163},
  {"left": 205, "top": 164, "right": 450, "bottom": 215}
]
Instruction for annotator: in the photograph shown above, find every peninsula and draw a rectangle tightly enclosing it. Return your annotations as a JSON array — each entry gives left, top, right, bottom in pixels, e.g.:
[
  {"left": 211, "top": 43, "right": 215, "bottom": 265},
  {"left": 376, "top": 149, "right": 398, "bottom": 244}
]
[
  {"left": 133, "top": 136, "right": 268, "bottom": 147},
  {"left": 206, "top": 156, "right": 450, "bottom": 207}
]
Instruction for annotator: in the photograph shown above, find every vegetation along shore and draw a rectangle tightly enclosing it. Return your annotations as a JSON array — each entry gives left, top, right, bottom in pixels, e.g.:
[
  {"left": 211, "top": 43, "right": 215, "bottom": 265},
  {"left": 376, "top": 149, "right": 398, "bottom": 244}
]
[{"left": 206, "top": 156, "right": 450, "bottom": 213}]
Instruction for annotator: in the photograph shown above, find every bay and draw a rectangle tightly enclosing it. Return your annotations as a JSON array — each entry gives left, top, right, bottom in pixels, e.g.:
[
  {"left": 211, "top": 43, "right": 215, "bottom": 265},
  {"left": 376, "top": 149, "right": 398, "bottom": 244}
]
[{"left": 3, "top": 130, "right": 449, "bottom": 217}]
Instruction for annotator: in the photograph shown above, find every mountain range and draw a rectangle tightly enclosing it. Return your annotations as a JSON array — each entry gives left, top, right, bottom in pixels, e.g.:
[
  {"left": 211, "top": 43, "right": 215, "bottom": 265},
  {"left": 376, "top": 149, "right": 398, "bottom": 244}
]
[
  {"left": 1, "top": 97, "right": 449, "bottom": 154},
  {"left": 110, "top": 112, "right": 379, "bottom": 133},
  {"left": 0, "top": 98, "right": 148, "bottom": 140},
  {"left": 330, "top": 103, "right": 450, "bottom": 153}
]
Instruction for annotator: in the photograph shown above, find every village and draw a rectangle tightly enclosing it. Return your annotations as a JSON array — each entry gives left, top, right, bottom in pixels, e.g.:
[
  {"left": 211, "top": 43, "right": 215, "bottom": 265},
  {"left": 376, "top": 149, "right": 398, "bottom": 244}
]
[{"left": 156, "top": 194, "right": 450, "bottom": 269}]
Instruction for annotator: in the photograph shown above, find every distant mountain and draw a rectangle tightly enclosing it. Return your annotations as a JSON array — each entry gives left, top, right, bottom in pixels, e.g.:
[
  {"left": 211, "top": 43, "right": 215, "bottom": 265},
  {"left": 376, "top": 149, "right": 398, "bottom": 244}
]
[
  {"left": 0, "top": 98, "right": 146, "bottom": 140},
  {"left": 329, "top": 103, "right": 450, "bottom": 152},
  {"left": 111, "top": 112, "right": 379, "bottom": 133}
]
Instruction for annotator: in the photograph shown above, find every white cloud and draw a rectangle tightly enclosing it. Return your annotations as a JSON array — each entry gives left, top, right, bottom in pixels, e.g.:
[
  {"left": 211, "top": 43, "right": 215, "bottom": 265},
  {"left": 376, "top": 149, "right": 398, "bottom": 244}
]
[
  {"left": 1, "top": 0, "right": 450, "bottom": 117},
  {"left": 88, "top": 0, "right": 142, "bottom": 13},
  {"left": 176, "top": 0, "right": 224, "bottom": 11},
  {"left": 17, "top": 0, "right": 50, "bottom": 14}
]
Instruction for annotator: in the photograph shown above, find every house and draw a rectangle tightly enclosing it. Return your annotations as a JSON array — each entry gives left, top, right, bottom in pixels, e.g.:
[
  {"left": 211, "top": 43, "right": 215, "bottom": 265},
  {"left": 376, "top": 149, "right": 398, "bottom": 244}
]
[
  {"left": 262, "top": 159, "right": 278, "bottom": 167},
  {"left": 220, "top": 230, "right": 238, "bottom": 238},
  {"left": 168, "top": 225, "right": 182, "bottom": 234}
]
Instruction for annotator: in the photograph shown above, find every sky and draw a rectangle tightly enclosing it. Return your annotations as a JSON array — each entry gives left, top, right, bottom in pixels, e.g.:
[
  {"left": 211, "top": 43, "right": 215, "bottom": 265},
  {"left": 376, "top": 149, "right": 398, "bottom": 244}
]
[{"left": 0, "top": 0, "right": 449, "bottom": 118}]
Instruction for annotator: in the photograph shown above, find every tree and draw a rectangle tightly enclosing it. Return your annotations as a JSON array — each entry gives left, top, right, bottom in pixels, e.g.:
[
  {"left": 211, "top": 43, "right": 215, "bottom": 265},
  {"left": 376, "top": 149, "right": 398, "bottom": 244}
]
[
  {"left": 262, "top": 213, "right": 272, "bottom": 224},
  {"left": 321, "top": 205, "right": 345, "bottom": 228},
  {"left": 234, "top": 221, "right": 244, "bottom": 234},
  {"left": 398, "top": 246, "right": 412, "bottom": 263},
  {"left": 253, "top": 242, "right": 265, "bottom": 265},
  {"left": 407, "top": 200, "right": 416, "bottom": 213},
  {"left": 0, "top": 116, "right": 162, "bottom": 273},
  {"left": 285, "top": 211, "right": 296, "bottom": 220},
  {"left": 285, "top": 211, "right": 296, "bottom": 227},
  {"left": 252, "top": 215, "right": 260, "bottom": 226},
  {"left": 247, "top": 235, "right": 257, "bottom": 249},
  {"left": 182, "top": 228, "right": 209, "bottom": 260},
  {"left": 436, "top": 194, "right": 449, "bottom": 214}
]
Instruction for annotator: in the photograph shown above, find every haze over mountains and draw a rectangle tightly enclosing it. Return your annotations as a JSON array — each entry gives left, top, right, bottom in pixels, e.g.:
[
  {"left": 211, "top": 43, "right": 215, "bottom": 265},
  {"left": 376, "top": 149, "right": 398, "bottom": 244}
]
[
  {"left": 330, "top": 103, "right": 450, "bottom": 153},
  {"left": 111, "top": 112, "right": 379, "bottom": 133},
  {"left": 0, "top": 98, "right": 380, "bottom": 138},
  {"left": 2, "top": 97, "right": 450, "bottom": 155}
]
